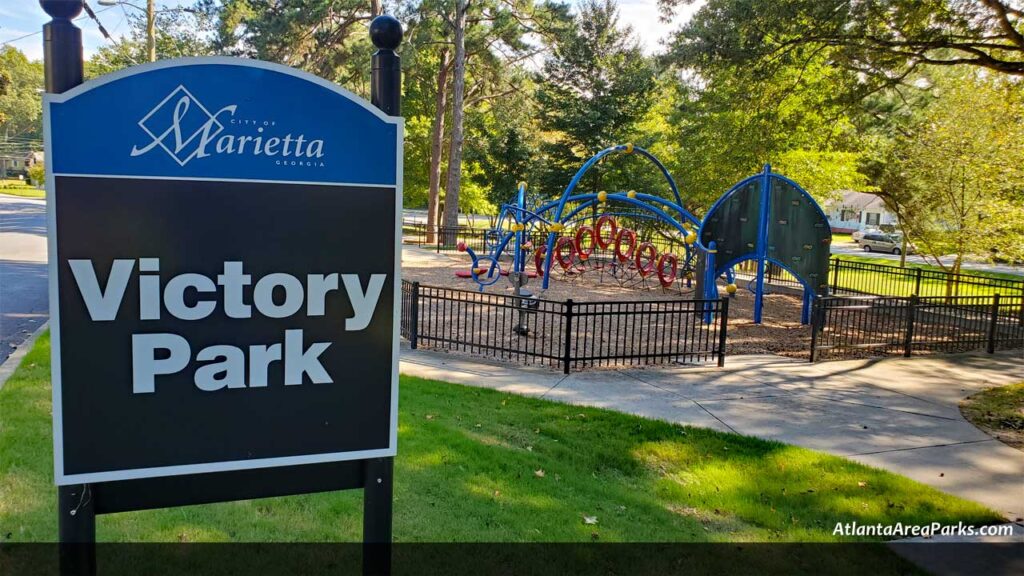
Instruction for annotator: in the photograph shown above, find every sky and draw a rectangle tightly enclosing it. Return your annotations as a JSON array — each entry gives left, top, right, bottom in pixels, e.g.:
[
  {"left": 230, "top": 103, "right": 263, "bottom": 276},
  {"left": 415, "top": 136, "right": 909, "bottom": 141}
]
[{"left": 0, "top": 0, "right": 702, "bottom": 61}]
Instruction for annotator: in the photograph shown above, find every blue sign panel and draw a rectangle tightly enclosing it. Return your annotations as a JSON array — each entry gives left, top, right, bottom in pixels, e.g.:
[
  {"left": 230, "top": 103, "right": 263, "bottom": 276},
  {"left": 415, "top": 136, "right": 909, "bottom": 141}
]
[
  {"left": 45, "top": 58, "right": 402, "bottom": 485},
  {"left": 46, "top": 57, "right": 400, "bottom": 185}
]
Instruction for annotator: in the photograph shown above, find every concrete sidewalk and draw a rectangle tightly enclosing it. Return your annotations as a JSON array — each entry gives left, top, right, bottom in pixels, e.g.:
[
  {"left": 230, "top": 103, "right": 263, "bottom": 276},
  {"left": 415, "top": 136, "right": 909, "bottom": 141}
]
[{"left": 400, "top": 348, "right": 1024, "bottom": 521}]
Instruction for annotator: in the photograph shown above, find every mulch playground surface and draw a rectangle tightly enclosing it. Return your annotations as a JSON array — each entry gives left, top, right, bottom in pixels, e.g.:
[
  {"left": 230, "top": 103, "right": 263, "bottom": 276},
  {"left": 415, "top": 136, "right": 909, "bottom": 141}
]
[{"left": 402, "top": 248, "right": 812, "bottom": 359}]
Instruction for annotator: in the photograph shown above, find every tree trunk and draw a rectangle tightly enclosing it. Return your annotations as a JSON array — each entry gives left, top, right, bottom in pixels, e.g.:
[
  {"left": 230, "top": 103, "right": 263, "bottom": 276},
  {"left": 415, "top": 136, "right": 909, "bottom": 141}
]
[
  {"left": 426, "top": 49, "right": 450, "bottom": 244},
  {"left": 442, "top": 0, "right": 468, "bottom": 238}
]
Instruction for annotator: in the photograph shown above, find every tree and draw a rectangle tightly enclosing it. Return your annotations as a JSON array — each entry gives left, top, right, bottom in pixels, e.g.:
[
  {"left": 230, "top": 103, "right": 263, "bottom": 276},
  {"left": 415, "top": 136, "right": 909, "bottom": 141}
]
[
  {"left": 212, "top": 0, "right": 379, "bottom": 91},
  {"left": 0, "top": 48, "right": 44, "bottom": 139},
  {"left": 434, "top": 0, "right": 552, "bottom": 229},
  {"left": 0, "top": 47, "right": 44, "bottom": 179},
  {"left": 534, "top": 0, "right": 657, "bottom": 197},
  {"left": 660, "top": 43, "right": 871, "bottom": 207},
  {"left": 89, "top": 7, "right": 217, "bottom": 76},
  {"left": 661, "top": 0, "right": 1024, "bottom": 101},
  {"left": 879, "top": 69, "right": 1024, "bottom": 281}
]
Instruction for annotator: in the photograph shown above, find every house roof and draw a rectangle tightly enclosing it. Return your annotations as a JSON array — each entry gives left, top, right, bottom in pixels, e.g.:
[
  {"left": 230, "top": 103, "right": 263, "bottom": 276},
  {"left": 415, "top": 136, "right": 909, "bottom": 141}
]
[{"left": 826, "top": 191, "right": 888, "bottom": 212}]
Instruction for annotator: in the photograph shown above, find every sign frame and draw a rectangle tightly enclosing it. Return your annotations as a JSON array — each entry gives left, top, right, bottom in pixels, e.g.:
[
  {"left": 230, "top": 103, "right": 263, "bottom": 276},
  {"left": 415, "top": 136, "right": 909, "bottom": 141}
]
[
  {"left": 44, "top": 56, "right": 403, "bottom": 486},
  {"left": 40, "top": 4, "right": 405, "bottom": 574}
]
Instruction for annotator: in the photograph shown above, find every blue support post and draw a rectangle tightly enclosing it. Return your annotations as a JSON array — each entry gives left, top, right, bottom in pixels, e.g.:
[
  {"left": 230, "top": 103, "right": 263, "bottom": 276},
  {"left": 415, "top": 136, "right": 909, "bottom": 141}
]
[
  {"left": 801, "top": 290, "right": 812, "bottom": 325},
  {"left": 512, "top": 182, "right": 526, "bottom": 274},
  {"left": 753, "top": 164, "right": 772, "bottom": 324},
  {"left": 703, "top": 241, "right": 718, "bottom": 324}
]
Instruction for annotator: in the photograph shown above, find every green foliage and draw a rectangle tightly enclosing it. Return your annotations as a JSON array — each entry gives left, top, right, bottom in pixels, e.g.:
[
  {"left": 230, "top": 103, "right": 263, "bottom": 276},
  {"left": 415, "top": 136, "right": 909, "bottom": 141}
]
[
  {"left": 26, "top": 162, "right": 44, "bottom": 187},
  {"left": 534, "top": 0, "right": 657, "bottom": 197},
  {"left": 0, "top": 47, "right": 44, "bottom": 139},
  {"left": 878, "top": 68, "right": 1024, "bottom": 269},
  {"left": 661, "top": 0, "right": 1024, "bottom": 89}
]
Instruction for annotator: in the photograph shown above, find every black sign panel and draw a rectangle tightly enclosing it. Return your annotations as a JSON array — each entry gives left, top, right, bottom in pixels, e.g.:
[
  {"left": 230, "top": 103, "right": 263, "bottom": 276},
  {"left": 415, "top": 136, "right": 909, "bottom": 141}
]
[{"left": 45, "top": 59, "right": 401, "bottom": 484}]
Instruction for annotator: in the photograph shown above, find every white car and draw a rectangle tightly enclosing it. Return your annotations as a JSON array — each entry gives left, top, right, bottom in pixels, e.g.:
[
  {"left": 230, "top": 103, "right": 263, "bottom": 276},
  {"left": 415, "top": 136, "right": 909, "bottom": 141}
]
[{"left": 851, "top": 228, "right": 882, "bottom": 243}]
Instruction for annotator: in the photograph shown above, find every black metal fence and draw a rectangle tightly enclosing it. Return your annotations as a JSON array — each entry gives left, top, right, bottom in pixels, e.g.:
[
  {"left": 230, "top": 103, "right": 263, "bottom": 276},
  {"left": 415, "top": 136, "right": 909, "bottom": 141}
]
[
  {"left": 402, "top": 220, "right": 518, "bottom": 255},
  {"left": 830, "top": 257, "right": 1024, "bottom": 301},
  {"left": 401, "top": 281, "right": 728, "bottom": 373},
  {"left": 810, "top": 294, "right": 1024, "bottom": 361}
]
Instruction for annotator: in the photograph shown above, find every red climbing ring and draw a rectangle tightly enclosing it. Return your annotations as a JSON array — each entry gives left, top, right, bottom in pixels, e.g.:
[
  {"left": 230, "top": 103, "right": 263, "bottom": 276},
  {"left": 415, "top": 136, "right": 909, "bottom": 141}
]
[
  {"left": 554, "top": 236, "right": 577, "bottom": 270},
  {"left": 595, "top": 215, "right": 618, "bottom": 249},
  {"left": 575, "top": 226, "right": 597, "bottom": 261},
  {"left": 533, "top": 245, "right": 547, "bottom": 275},
  {"left": 614, "top": 228, "right": 638, "bottom": 262},
  {"left": 657, "top": 253, "right": 679, "bottom": 287},
  {"left": 635, "top": 242, "right": 658, "bottom": 277}
]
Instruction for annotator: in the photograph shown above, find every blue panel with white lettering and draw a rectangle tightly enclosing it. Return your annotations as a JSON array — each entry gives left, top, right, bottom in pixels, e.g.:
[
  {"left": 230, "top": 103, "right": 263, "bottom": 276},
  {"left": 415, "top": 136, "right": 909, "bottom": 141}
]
[{"left": 46, "top": 58, "right": 399, "bottom": 185}]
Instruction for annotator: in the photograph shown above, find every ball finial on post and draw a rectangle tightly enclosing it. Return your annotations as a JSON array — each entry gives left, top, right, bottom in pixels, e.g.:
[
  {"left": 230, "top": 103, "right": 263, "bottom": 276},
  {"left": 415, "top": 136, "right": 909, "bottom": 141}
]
[
  {"left": 40, "top": 0, "right": 83, "bottom": 19},
  {"left": 369, "top": 15, "right": 403, "bottom": 51},
  {"left": 369, "top": 14, "right": 403, "bottom": 116}
]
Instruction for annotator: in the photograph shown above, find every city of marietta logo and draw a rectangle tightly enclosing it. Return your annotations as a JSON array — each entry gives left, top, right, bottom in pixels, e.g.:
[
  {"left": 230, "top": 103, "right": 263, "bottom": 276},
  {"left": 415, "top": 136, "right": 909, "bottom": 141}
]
[{"left": 130, "top": 85, "right": 325, "bottom": 167}]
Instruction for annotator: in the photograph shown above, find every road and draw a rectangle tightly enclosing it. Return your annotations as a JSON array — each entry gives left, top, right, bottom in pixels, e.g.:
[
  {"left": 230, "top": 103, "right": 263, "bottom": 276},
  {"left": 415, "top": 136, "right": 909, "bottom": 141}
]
[
  {"left": 831, "top": 240, "right": 1024, "bottom": 277},
  {"left": 0, "top": 195, "right": 48, "bottom": 364}
]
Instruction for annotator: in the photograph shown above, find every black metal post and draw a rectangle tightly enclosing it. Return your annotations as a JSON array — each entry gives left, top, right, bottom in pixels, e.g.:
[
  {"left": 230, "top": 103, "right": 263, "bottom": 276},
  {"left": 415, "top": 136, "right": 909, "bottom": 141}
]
[
  {"left": 914, "top": 268, "right": 923, "bottom": 296},
  {"left": 831, "top": 258, "right": 840, "bottom": 294},
  {"left": 563, "top": 299, "right": 574, "bottom": 375},
  {"left": 717, "top": 297, "right": 729, "bottom": 367},
  {"left": 43, "top": 3, "right": 94, "bottom": 575},
  {"left": 903, "top": 294, "right": 918, "bottom": 358},
  {"left": 58, "top": 484, "right": 95, "bottom": 576},
  {"left": 362, "top": 457, "right": 394, "bottom": 576},
  {"left": 986, "top": 293, "right": 1001, "bottom": 354},
  {"left": 370, "top": 15, "right": 403, "bottom": 116},
  {"left": 808, "top": 298, "right": 821, "bottom": 363},
  {"left": 1019, "top": 287, "right": 1023, "bottom": 327},
  {"left": 366, "top": 16, "right": 400, "bottom": 575},
  {"left": 42, "top": 0, "right": 84, "bottom": 94},
  {"left": 410, "top": 281, "right": 420, "bottom": 349}
]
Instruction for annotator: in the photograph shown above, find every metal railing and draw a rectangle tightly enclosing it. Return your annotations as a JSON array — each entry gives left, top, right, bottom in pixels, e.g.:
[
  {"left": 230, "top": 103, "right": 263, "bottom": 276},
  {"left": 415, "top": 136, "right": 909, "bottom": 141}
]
[
  {"left": 810, "top": 294, "right": 1024, "bottom": 361},
  {"left": 401, "top": 281, "right": 728, "bottom": 373},
  {"left": 830, "top": 257, "right": 1024, "bottom": 302}
]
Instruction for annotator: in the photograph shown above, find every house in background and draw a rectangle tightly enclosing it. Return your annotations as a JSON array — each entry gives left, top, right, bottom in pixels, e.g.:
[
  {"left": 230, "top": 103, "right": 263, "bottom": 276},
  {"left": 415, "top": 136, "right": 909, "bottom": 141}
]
[
  {"left": 1, "top": 150, "right": 43, "bottom": 179},
  {"left": 824, "top": 191, "right": 899, "bottom": 233}
]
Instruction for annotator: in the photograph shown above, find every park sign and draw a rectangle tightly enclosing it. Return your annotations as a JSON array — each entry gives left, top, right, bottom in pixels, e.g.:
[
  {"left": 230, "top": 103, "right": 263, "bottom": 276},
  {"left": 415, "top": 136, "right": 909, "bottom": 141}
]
[{"left": 44, "top": 57, "right": 402, "bottom": 485}]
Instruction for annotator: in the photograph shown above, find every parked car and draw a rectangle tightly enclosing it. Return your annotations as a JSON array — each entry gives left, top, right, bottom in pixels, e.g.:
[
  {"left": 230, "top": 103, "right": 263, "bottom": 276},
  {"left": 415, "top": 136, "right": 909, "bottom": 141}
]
[
  {"left": 860, "top": 232, "right": 914, "bottom": 255},
  {"left": 851, "top": 228, "right": 881, "bottom": 243}
]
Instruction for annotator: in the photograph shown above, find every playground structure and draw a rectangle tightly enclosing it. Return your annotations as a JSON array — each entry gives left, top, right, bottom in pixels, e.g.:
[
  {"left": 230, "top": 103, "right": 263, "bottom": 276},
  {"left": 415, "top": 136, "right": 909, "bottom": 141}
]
[{"left": 456, "top": 144, "right": 832, "bottom": 325}]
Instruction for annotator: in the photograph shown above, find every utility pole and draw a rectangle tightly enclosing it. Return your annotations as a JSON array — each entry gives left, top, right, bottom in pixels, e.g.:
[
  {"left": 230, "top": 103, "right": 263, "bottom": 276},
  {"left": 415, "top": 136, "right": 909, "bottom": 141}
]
[{"left": 97, "top": 0, "right": 155, "bottom": 61}]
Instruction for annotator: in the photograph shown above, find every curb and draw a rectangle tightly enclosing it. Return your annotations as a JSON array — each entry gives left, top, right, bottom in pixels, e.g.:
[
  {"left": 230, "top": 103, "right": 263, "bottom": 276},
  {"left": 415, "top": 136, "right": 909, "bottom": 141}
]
[{"left": 0, "top": 321, "right": 48, "bottom": 392}]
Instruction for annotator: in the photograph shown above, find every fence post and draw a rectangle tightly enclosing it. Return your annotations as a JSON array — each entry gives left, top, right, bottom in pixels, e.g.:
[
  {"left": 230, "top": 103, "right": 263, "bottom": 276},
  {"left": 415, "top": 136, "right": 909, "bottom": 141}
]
[
  {"left": 562, "top": 299, "right": 574, "bottom": 375},
  {"left": 914, "top": 268, "right": 923, "bottom": 296},
  {"left": 1019, "top": 287, "right": 1023, "bottom": 327},
  {"left": 903, "top": 294, "right": 918, "bottom": 358},
  {"left": 717, "top": 297, "right": 729, "bottom": 367},
  {"left": 986, "top": 293, "right": 1001, "bottom": 354},
  {"left": 808, "top": 298, "right": 821, "bottom": 363},
  {"left": 831, "top": 258, "right": 840, "bottom": 293},
  {"left": 410, "top": 281, "right": 420, "bottom": 350}
]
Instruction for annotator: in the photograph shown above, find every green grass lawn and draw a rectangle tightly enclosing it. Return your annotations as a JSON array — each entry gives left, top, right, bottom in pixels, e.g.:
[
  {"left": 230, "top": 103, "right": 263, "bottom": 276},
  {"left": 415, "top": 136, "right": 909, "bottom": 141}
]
[
  {"left": 960, "top": 382, "right": 1024, "bottom": 450},
  {"left": 0, "top": 180, "right": 45, "bottom": 199},
  {"left": 0, "top": 333, "right": 1003, "bottom": 545}
]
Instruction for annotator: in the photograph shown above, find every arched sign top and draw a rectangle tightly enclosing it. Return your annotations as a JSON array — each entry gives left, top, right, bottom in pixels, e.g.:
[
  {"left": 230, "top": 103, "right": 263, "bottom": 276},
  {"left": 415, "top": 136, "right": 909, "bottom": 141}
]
[{"left": 44, "top": 57, "right": 402, "bottom": 185}]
